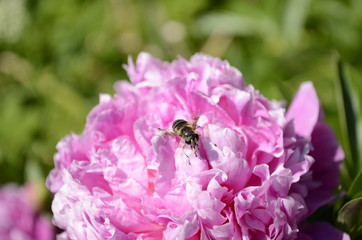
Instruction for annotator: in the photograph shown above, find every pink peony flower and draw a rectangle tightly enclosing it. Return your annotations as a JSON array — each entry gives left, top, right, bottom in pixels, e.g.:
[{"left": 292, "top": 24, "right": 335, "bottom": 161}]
[
  {"left": 46, "top": 53, "right": 349, "bottom": 239},
  {"left": 0, "top": 184, "right": 54, "bottom": 240}
]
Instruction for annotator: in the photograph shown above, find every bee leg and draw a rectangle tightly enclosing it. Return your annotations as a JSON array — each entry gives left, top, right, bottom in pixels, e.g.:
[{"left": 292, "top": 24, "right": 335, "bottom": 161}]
[
  {"left": 191, "top": 141, "right": 201, "bottom": 160},
  {"left": 194, "top": 147, "right": 201, "bottom": 160},
  {"left": 182, "top": 143, "right": 191, "bottom": 164},
  {"left": 182, "top": 143, "right": 189, "bottom": 158}
]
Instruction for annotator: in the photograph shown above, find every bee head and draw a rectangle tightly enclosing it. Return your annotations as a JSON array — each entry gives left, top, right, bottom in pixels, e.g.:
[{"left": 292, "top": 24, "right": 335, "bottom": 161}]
[{"left": 185, "top": 134, "right": 199, "bottom": 145}]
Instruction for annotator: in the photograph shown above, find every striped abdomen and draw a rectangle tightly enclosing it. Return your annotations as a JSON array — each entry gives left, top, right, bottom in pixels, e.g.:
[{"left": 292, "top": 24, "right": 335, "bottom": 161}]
[{"left": 172, "top": 119, "right": 188, "bottom": 132}]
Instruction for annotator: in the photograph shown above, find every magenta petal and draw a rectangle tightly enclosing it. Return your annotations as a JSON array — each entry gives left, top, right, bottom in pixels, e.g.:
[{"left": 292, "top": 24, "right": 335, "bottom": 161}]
[
  {"left": 298, "top": 222, "right": 350, "bottom": 240},
  {"left": 125, "top": 52, "right": 168, "bottom": 86},
  {"left": 163, "top": 212, "right": 199, "bottom": 240},
  {"left": 206, "top": 221, "right": 240, "bottom": 240},
  {"left": 286, "top": 82, "right": 320, "bottom": 138},
  {"left": 197, "top": 209, "right": 226, "bottom": 228},
  {"left": 304, "top": 122, "right": 345, "bottom": 214},
  {"left": 0, "top": 184, "right": 54, "bottom": 240},
  {"left": 153, "top": 137, "right": 177, "bottom": 197}
]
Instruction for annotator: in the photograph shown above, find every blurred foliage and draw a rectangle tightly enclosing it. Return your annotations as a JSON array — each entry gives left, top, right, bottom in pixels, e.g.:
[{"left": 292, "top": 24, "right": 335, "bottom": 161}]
[
  {"left": 0, "top": 0, "right": 361, "bottom": 237},
  {"left": 336, "top": 61, "right": 362, "bottom": 238}
]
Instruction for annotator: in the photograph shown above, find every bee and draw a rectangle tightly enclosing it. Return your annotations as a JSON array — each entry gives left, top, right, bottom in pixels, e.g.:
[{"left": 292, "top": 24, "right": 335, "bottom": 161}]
[{"left": 158, "top": 116, "right": 200, "bottom": 159}]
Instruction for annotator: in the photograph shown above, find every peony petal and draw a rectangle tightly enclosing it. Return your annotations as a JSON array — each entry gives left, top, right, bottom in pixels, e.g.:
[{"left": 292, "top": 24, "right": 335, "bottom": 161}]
[
  {"left": 46, "top": 53, "right": 347, "bottom": 239},
  {"left": 286, "top": 82, "right": 320, "bottom": 138}
]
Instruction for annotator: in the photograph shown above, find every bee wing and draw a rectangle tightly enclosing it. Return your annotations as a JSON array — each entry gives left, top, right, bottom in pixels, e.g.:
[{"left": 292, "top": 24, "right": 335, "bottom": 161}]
[
  {"left": 157, "top": 128, "right": 177, "bottom": 137},
  {"left": 190, "top": 115, "right": 200, "bottom": 130}
]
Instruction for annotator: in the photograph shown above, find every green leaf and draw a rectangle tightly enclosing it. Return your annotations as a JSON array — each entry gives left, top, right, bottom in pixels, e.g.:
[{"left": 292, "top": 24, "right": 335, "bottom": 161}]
[
  {"left": 196, "top": 11, "right": 276, "bottom": 37},
  {"left": 337, "top": 60, "right": 359, "bottom": 178},
  {"left": 337, "top": 197, "right": 362, "bottom": 237},
  {"left": 282, "top": 0, "right": 312, "bottom": 45},
  {"left": 348, "top": 170, "right": 362, "bottom": 198},
  {"left": 347, "top": 68, "right": 362, "bottom": 177}
]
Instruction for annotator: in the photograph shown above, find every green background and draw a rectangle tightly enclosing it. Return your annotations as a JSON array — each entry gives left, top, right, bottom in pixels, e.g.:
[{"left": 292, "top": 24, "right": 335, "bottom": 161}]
[{"left": 0, "top": 0, "right": 361, "bottom": 237}]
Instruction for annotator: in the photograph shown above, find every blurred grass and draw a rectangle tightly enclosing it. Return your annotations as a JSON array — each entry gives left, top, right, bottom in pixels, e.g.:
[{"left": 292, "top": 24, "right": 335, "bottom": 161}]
[{"left": 0, "top": 0, "right": 361, "bottom": 235}]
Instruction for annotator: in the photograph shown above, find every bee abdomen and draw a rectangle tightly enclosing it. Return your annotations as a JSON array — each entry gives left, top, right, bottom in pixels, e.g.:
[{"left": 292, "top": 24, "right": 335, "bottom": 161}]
[{"left": 172, "top": 119, "right": 188, "bottom": 131}]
